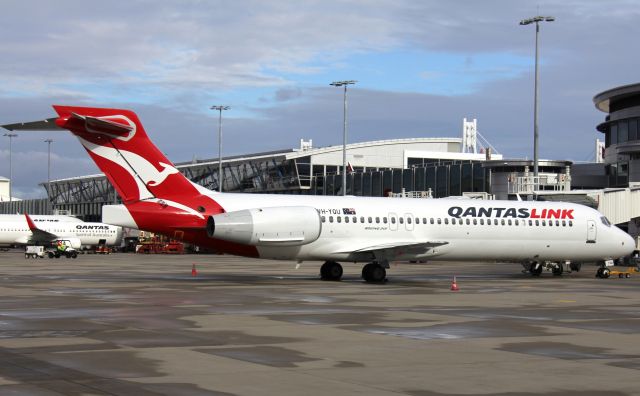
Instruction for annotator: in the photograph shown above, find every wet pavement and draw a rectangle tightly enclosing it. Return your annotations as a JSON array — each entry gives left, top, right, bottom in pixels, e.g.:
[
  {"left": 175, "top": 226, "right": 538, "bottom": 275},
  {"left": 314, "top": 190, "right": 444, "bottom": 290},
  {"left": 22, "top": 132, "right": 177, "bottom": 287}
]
[{"left": 0, "top": 251, "right": 639, "bottom": 395}]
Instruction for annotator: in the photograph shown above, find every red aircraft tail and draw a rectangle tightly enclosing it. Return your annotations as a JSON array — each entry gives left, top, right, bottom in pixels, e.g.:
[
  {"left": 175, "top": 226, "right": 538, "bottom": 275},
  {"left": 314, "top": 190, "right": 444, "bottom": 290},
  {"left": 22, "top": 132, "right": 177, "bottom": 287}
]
[
  {"left": 52, "top": 106, "right": 224, "bottom": 232},
  {"left": 53, "top": 106, "right": 199, "bottom": 204}
]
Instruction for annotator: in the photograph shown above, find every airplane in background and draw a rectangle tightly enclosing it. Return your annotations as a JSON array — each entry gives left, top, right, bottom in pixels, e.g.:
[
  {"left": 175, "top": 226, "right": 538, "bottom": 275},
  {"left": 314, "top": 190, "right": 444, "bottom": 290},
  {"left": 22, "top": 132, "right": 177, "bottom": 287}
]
[
  {"left": 0, "top": 213, "right": 123, "bottom": 249},
  {"left": 2, "top": 106, "right": 635, "bottom": 282}
]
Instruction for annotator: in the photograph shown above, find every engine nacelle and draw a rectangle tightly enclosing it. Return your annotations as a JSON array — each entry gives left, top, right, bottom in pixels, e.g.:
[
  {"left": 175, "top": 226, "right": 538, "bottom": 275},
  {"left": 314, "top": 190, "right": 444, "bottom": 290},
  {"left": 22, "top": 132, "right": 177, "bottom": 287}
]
[{"left": 207, "top": 206, "right": 321, "bottom": 247}]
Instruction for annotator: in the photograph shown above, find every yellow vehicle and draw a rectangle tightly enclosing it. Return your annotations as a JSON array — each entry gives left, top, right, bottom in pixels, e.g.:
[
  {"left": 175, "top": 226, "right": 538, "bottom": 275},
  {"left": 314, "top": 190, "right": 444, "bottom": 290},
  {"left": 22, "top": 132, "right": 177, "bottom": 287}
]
[{"left": 596, "top": 266, "right": 638, "bottom": 278}]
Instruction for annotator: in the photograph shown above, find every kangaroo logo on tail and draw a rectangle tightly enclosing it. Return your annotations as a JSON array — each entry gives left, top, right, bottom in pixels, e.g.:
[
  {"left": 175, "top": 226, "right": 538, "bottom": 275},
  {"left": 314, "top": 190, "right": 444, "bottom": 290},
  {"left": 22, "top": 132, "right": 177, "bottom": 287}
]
[{"left": 149, "top": 162, "right": 180, "bottom": 186}]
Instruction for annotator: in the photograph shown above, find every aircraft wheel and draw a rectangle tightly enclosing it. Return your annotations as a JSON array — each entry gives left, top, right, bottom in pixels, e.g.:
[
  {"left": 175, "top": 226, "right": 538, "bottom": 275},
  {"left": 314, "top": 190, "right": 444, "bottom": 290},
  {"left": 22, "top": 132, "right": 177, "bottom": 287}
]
[
  {"left": 54, "top": 252, "right": 60, "bottom": 259},
  {"left": 48, "top": 252, "right": 54, "bottom": 259},
  {"left": 362, "top": 263, "right": 386, "bottom": 283},
  {"left": 320, "top": 261, "right": 343, "bottom": 281},
  {"left": 530, "top": 263, "right": 542, "bottom": 277},
  {"left": 601, "top": 268, "right": 611, "bottom": 278},
  {"left": 552, "top": 264, "right": 563, "bottom": 276}
]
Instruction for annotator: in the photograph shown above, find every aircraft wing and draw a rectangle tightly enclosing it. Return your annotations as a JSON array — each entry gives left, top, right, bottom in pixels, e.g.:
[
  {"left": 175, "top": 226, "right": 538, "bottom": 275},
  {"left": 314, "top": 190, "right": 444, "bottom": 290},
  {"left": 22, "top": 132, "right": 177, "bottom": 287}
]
[
  {"left": 334, "top": 240, "right": 449, "bottom": 255},
  {"left": 24, "top": 214, "right": 58, "bottom": 242}
]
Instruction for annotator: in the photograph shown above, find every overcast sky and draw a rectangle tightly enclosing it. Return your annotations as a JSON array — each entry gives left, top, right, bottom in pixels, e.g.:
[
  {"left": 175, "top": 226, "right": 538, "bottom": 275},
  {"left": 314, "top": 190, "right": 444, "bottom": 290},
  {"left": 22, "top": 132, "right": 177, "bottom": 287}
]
[{"left": 1, "top": 0, "right": 638, "bottom": 198}]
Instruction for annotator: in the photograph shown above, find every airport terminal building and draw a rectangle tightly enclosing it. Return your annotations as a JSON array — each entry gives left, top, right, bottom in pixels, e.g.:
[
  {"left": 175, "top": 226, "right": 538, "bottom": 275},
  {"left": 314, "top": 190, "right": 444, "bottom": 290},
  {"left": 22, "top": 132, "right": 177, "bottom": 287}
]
[{"left": 1, "top": 133, "right": 503, "bottom": 221}]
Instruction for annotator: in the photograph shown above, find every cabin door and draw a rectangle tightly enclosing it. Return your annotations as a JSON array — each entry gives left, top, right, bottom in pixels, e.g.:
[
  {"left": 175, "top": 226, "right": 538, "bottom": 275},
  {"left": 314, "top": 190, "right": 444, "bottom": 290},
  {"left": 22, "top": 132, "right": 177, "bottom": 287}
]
[{"left": 587, "top": 220, "right": 597, "bottom": 243}]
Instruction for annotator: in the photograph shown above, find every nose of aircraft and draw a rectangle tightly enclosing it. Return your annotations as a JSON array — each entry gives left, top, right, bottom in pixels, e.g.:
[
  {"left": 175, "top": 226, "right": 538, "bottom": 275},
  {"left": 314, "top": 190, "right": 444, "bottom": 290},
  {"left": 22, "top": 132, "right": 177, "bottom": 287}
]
[{"left": 620, "top": 230, "right": 636, "bottom": 256}]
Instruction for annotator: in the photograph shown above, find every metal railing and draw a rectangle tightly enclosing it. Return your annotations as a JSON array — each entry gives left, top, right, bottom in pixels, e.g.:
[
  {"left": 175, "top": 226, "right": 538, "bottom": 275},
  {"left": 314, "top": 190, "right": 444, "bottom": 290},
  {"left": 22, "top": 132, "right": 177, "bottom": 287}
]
[
  {"left": 389, "top": 189, "right": 433, "bottom": 198},
  {"left": 507, "top": 174, "right": 571, "bottom": 194}
]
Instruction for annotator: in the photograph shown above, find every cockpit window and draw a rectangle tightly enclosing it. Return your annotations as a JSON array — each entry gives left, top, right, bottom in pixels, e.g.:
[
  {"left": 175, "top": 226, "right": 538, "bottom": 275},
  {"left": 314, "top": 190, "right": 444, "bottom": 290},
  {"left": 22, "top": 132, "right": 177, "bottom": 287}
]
[{"left": 601, "top": 216, "right": 611, "bottom": 227}]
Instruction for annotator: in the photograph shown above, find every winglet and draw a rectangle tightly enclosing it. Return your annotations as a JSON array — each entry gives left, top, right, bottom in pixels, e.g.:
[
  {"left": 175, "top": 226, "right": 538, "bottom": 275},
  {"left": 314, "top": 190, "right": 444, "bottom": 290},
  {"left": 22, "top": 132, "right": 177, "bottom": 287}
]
[{"left": 24, "top": 213, "right": 38, "bottom": 231}]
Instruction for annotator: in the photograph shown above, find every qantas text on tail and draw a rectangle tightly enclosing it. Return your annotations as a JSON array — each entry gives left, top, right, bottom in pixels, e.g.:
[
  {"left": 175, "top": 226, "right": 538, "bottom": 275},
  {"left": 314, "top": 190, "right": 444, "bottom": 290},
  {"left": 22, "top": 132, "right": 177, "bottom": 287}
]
[{"left": 2, "top": 106, "right": 634, "bottom": 282}]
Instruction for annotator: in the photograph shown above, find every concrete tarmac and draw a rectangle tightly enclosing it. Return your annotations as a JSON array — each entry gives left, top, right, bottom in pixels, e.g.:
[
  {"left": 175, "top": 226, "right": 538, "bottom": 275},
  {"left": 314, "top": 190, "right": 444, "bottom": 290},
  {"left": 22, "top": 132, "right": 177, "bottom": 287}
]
[{"left": 0, "top": 250, "right": 639, "bottom": 395}]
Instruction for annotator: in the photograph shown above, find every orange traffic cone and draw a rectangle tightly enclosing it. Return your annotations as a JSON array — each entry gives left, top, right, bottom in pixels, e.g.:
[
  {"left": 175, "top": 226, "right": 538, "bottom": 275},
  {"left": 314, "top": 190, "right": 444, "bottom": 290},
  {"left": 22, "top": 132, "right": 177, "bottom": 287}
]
[
  {"left": 450, "top": 276, "right": 459, "bottom": 291},
  {"left": 191, "top": 263, "right": 198, "bottom": 277}
]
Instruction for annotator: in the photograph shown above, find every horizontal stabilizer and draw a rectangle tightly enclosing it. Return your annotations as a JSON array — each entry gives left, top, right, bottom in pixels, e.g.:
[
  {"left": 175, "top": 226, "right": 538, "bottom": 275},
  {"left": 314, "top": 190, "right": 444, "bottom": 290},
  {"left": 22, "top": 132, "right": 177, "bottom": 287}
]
[
  {"left": 1, "top": 118, "right": 61, "bottom": 131},
  {"left": 71, "top": 112, "right": 134, "bottom": 136}
]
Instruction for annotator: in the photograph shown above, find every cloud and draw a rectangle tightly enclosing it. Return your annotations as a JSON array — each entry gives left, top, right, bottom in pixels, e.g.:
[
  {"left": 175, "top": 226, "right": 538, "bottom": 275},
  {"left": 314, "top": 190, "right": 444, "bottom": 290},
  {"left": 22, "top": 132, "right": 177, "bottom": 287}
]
[{"left": 1, "top": 0, "right": 638, "bottom": 198}]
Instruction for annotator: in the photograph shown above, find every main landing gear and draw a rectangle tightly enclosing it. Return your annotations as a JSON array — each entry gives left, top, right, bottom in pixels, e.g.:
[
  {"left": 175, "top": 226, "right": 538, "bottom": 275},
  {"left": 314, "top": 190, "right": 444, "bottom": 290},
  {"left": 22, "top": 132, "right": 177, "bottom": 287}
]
[
  {"left": 319, "top": 261, "right": 388, "bottom": 283},
  {"left": 526, "top": 261, "right": 579, "bottom": 277},
  {"left": 320, "top": 261, "right": 343, "bottom": 281},
  {"left": 529, "top": 262, "right": 543, "bottom": 277},
  {"left": 362, "top": 262, "right": 387, "bottom": 283}
]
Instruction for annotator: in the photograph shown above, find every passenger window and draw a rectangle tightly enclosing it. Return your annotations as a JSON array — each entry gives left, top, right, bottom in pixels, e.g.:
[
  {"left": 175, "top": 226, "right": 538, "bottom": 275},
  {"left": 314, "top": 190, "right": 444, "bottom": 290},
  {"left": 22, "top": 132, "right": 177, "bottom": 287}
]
[
  {"left": 329, "top": 216, "right": 334, "bottom": 223},
  {"left": 368, "top": 217, "right": 373, "bottom": 223},
  {"left": 466, "top": 219, "right": 470, "bottom": 225},
  {"left": 493, "top": 219, "right": 498, "bottom": 225},
  {"left": 542, "top": 220, "right": 546, "bottom": 226},
  {"left": 360, "top": 216, "right": 365, "bottom": 223},
  {"left": 321, "top": 216, "right": 326, "bottom": 223},
  {"left": 422, "top": 217, "right": 427, "bottom": 224},
  {"left": 337, "top": 216, "right": 342, "bottom": 223},
  {"left": 451, "top": 218, "right": 456, "bottom": 225},
  {"left": 375, "top": 217, "right": 380, "bottom": 224},
  {"left": 437, "top": 218, "right": 442, "bottom": 224},
  {"left": 555, "top": 220, "right": 559, "bottom": 226},
  {"left": 535, "top": 220, "right": 539, "bottom": 226},
  {"left": 515, "top": 219, "right": 519, "bottom": 226},
  {"left": 480, "top": 219, "right": 484, "bottom": 225},
  {"left": 430, "top": 218, "right": 434, "bottom": 224},
  {"left": 345, "top": 217, "right": 349, "bottom": 223},
  {"left": 473, "top": 219, "right": 477, "bottom": 225},
  {"left": 562, "top": 220, "right": 566, "bottom": 227},
  {"left": 569, "top": 220, "right": 573, "bottom": 227},
  {"left": 383, "top": 217, "right": 387, "bottom": 224},
  {"left": 507, "top": 219, "right": 512, "bottom": 226},
  {"left": 501, "top": 219, "right": 505, "bottom": 226},
  {"left": 391, "top": 217, "right": 396, "bottom": 224},
  {"left": 399, "top": 217, "right": 404, "bottom": 224},
  {"left": 408, "top": 217, "right": 412, "bottom": 224},
  {"left": 444, "top": 218, "right": 449, "bottom": 225}
]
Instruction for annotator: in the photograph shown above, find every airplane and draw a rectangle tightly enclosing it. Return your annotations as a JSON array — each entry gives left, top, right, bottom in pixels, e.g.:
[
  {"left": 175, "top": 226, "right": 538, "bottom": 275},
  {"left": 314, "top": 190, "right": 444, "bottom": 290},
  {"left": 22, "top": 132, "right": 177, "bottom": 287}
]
[
  {"left": 0, "top": 213, "right": 123, "bottom": 250},
  {"left": 2, "top": 106, "right": 635, "bottom": 282}
]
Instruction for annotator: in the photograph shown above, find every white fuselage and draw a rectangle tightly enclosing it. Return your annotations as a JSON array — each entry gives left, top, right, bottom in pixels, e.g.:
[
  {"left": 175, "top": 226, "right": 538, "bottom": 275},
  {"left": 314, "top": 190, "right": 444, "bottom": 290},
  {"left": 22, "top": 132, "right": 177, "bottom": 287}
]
[
  {"left": 209, "top": 193, "right": 634, "bottom": 263},
  {"left": 0, "top": 215, "right": 123, "bottom": 248}
]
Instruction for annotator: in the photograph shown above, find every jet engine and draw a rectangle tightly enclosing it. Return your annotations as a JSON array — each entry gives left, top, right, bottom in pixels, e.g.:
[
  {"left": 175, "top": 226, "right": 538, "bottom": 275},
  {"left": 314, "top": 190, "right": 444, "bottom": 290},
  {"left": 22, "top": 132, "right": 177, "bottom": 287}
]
[{"left": 206, "top": 206, "right": 321, "bottom": 247}]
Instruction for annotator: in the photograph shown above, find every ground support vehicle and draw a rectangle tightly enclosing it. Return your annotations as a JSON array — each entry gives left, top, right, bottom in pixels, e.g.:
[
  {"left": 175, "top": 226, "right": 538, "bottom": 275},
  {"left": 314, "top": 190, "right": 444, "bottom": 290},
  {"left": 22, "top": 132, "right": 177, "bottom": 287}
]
[{"left": 24, "top": 246, "right": 45, "bottom": 259}]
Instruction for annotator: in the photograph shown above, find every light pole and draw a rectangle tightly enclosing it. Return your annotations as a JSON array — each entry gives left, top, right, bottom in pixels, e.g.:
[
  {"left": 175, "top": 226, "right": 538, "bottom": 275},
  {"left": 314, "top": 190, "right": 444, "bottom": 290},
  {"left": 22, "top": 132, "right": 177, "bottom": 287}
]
[
  {"left": 210, "top": 105, "right": 230, "bottom": 192},
  {"left": 3, "top": 133, "right": 17, "bottom": 201},
  {"left": 45, "top": 139, "right": 53, "bottom": 193},
  {"left": 520, "top": 15, "right": 554, "bottom": 187},
  {"left": 330, "top": 80, "right": 356, "bottom": 196}
]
